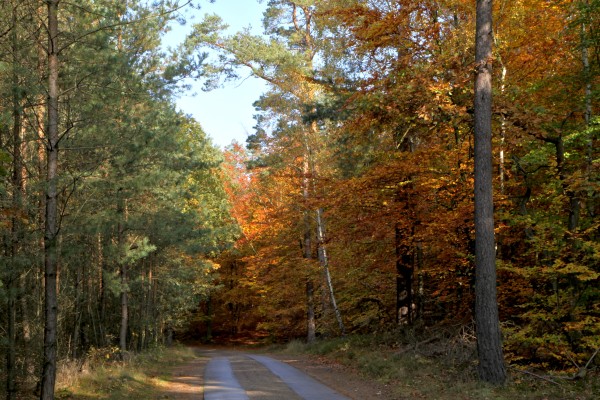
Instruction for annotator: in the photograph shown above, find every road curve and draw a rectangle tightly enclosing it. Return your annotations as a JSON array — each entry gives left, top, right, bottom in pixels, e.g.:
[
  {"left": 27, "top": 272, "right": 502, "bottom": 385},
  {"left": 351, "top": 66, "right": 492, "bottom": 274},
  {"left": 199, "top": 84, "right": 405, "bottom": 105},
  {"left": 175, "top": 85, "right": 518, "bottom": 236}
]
[{"left": 203, "top": 352, "right": 350, "bottom": 400}]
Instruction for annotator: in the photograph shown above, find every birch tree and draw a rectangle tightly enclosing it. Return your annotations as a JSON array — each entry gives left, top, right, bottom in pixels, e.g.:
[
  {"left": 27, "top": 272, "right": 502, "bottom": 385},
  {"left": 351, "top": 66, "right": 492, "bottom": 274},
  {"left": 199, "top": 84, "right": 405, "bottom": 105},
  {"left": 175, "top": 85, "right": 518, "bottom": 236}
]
[{"left": 183, "top": 0, "right": 346, "bottom": 338}]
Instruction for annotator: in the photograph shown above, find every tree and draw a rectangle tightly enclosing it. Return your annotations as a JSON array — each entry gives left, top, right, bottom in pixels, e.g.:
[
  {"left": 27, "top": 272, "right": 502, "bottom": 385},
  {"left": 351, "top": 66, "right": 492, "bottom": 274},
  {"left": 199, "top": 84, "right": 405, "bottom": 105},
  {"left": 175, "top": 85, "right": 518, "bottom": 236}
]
[
  {"left": 183, "top": 0, "right": 347, "bottom": 339},
  {"left": 40, "top": 0, "right": 60, "bottom": 397},
  {"left": 473, "top": 0, "right": 506, "bottom": 385}
]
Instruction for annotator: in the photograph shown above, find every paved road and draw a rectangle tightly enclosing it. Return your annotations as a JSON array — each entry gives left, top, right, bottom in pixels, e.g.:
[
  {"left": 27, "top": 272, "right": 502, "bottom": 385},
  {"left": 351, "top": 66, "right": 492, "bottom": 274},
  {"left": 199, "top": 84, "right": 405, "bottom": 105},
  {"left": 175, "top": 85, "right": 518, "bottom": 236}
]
[{"left": 203, "top": 351, "right": 350, "bottom": 400}]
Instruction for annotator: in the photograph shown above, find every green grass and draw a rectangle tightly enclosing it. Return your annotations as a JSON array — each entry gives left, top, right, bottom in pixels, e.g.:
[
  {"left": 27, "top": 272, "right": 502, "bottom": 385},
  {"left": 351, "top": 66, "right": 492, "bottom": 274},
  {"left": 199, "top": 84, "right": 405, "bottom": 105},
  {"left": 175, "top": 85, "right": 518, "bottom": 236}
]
[
  {"left": 280, "top": 332, "right": 600, "bottom": 400},
  {"left": 55, "top": 345, "right": 198, "bottom": 399}
]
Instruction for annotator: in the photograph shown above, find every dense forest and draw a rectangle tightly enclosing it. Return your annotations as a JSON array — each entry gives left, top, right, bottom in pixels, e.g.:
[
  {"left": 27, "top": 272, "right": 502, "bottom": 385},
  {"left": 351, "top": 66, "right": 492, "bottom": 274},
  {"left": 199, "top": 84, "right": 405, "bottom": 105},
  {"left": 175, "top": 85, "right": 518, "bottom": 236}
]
[{"left": 0, "top": 0, "right": 598, "bottom": 398}]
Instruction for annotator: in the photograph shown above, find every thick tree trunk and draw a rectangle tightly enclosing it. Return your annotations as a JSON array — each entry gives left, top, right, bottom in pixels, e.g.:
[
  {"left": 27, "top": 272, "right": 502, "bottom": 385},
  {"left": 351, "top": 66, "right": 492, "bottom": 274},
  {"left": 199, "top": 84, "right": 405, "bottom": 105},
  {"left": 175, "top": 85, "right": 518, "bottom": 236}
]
[
  {"left": 41, "top": 1, "right": 60, "bottom": 398},
  {"left": 473, "top": 0, "right": 506, "bottom": 385}
]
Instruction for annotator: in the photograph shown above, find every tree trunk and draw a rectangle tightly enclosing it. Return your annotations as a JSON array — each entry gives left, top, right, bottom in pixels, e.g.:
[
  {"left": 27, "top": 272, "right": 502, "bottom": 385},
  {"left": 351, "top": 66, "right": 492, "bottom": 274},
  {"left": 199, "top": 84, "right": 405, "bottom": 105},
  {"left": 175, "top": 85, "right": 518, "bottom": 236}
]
[
  {"left": 118, "top": 194, "right": 128, "bottom": 358},
  {"left": 473, "top": 0, "right": 506, "bottom": 385},
  {"left": 306, "top": 280, "right": 316, "bottom": 343},
  {"left": 41, "top": 1, "right": 60, "bottom": 398},
  {"left": 97, "top": 234, "right": 106, "bottom": 347},
  {"left": 395, "top": 224, "right": 414, "bottom": 325},
  {"left": 119, "top": 264, "right": 128, "bottom": 356},
  {"left": 316, "top": 208, "right": 345, "bottom": 336},
  {"left": 165, "top": 325, "right": 174, "bottom": 347},
  {"left": 7, "top": 6, "right": 23, "bottom": 397},
  {"left": 302, "top": 156, "right": 316, "bottom": 343},
  {"left": 416, "top": 242, "right": 424, "bottom": 320},
  {"left": 581, "top": 20, "right": 594, "bottom": 219},
  {"left": 72, "top": 265, "right": 83, "bottom": 359},
  {"left": 499, "top": 65, "right": 507, "bottom": 194},
  {"left": 205, "top": 294, "right": 213, "bottom": 343}
]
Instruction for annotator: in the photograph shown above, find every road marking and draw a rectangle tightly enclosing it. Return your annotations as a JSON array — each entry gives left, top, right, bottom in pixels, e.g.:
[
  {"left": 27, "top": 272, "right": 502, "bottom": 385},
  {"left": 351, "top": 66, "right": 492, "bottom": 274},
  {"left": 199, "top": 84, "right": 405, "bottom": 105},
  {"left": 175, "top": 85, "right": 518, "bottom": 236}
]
[
  {"left": 248, "top": 355, "right": 350, "bottom": 400},
  {"left": 204, "top": 356, "right": 249, "bottom": 400}
]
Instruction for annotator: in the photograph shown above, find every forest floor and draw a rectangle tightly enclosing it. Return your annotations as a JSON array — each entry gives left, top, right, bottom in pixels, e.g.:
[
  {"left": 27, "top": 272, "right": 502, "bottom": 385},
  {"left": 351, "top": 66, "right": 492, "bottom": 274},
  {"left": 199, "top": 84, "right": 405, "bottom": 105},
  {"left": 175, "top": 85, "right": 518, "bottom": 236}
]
[
  {"left": 55, "top": 335, "right": 600, "bottom": 400},
  {"left": 56, "top": 345, "right": 395, "bottom": 399}
]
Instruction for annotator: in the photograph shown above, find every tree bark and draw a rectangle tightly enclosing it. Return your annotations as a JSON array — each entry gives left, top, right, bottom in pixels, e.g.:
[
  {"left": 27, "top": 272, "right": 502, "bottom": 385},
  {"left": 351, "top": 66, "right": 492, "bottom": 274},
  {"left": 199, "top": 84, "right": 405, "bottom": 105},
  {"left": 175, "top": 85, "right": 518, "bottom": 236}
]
[
  {"left": 395, "top": 224, "right": 414, "bottom": 325},
  {"left": 473, "top": 0, "right": 506, "bottom": 385},
  {"left": 7, "top": 5, "right": 23, "bottom": 397},
  {"left": 581, "top": 20, "right": 593, "bottom": 219},
  {"left": 118, "top": 193, "right": 128, "bottom": 358},
  {"left": 97, "top": 233, "right": 106, "bottom": 347},
  {"left": 72, "top": 265, "right": 83, "bottom": 359},
  {"left": 316, "top": 208, "right": 345, "bottom": 336},
  {"left": 40, "top": 1, "right": 60, "bottom": 398},
  {"left": 302, "top": 156, "right": 316, "bottom": 343}
]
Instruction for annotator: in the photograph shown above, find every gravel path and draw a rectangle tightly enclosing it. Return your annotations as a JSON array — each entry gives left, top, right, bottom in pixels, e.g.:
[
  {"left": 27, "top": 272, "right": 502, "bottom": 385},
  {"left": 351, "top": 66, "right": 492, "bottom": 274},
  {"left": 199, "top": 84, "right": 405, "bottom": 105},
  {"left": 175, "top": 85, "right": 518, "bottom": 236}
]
[{"left": 154, "top": 347, "right": 397, "bottom": 400}]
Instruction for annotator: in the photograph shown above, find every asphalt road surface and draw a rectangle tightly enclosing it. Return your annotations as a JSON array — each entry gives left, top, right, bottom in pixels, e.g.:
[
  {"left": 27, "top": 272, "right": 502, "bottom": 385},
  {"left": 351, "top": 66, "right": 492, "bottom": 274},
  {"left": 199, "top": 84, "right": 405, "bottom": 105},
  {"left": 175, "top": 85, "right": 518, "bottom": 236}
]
[{"left": 203, "top": 350, "right": 350, "bottom": 400}]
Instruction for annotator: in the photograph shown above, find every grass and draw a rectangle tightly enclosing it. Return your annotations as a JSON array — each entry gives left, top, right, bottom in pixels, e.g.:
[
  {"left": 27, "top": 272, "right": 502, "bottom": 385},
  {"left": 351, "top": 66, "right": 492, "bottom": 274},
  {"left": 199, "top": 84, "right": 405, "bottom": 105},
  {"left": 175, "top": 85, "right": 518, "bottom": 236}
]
[
  {"left": 55, "top": 345, "right": 198, "bottom": 399},
  {"left": 45, "top": 330, "right": 599, "bottom": 399},
  {"left": 278, "top": 329, "right": 600, "bottom": 400}
]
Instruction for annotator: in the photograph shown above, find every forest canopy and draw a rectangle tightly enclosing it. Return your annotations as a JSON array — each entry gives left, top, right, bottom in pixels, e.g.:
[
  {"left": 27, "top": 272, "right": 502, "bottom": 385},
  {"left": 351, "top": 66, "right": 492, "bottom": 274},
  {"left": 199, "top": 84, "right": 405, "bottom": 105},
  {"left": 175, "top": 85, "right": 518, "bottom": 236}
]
[
  {"left": 0, "top": 0, "right": 598, "bottom": 398},
  {"left": 185, "top": 0, "right": 599, "bottom": 376}
]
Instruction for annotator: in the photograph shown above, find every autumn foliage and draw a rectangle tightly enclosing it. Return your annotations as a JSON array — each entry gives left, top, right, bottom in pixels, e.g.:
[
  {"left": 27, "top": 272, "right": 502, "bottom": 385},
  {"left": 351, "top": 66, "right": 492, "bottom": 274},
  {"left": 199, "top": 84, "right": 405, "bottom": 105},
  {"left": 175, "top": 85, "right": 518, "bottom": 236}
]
[{"left": 198, "top": 0, "right": 599, "bottom": 373}]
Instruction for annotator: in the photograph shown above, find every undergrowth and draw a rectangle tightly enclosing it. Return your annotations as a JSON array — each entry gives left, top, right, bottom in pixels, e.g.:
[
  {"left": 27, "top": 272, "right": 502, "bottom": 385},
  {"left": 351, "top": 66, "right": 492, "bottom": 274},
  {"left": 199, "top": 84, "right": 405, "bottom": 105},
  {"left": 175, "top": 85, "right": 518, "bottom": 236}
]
[
  {"left": 280, "top": 327, "right": 600, "bottom": 400},
  {"left": 54, "top": 345, "right": 198, "bottom": 399}
]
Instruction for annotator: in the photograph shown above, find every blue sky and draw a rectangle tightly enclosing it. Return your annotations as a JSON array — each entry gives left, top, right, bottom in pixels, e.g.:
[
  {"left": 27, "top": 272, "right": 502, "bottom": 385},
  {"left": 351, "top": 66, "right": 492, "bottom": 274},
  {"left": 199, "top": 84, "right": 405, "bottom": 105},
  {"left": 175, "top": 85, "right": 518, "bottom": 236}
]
[{"left": 164, "top": 1, "right": 268, "bottom": 148}]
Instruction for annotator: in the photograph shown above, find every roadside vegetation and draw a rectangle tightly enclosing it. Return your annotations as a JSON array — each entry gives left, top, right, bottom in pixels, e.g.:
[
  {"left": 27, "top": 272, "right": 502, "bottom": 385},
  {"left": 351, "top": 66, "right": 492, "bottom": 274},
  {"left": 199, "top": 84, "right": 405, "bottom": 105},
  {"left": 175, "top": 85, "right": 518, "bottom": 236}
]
[
  {"left": 2, "top": 1, "right": 598, "bottom": 398},
  {"left": 54, "top": 346, "right": 197, "bottom": 400},
  {"left": 47, "top": 329, "right": 599, "bottom": 399},
  {"left": 279, "top": 329, "right": 600, "bottom": 400}
]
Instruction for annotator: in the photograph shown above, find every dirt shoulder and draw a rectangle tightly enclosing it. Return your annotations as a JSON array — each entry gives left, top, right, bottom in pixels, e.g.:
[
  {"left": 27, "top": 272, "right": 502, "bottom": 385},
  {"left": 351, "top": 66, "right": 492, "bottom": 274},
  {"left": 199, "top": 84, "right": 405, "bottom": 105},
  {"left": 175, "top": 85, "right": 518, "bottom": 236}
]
[
  {"left": 267, "top": 352, "right": 399, "bottom": 400},
  {"left": 156, "top": 354, "right": 207, "bottom": 399}
]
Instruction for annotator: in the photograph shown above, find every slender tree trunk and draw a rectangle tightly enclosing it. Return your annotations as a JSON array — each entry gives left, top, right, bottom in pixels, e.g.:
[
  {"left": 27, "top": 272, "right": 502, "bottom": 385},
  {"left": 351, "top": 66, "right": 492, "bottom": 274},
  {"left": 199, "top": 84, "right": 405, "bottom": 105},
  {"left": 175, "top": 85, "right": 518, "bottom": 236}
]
[
  {"left": 72, "top": 265, "right": 83, "bottom": 359},
  {"left": 302, "top": 156, "right": 316, "bottom": 343},
  {"left": 119, "top": 262, "right": 128, "bottom": 357},
  {"left": 7, "top": 6, "right": 23, "bottom": 397},
  {"left": 473, "top": 0, "right": 506, "bottom": 385},
  {"left": 142, "top": 262, "right": 152, "bottom": 348},
  {"left": 499, "top": 65, "right": 507, "bottom": 194},
  {"left": 138, "top": 264, "right": 146, "bottom": 352},
  {"left": 97, "top": 233, "right": 106, "bottom": 347},
  {"left": 7, "top": 273, "right": 16, "bottom": 400},
  {"left": 581, "top": 20, "right": 594, "bottom": 219},
  {"left": 395, "top": 225, "right": 414, "bottom": 325},
  {"left": 306, "top": 280, "right": 316, "bottom": 342},
  {"left": 41, "top": 1, "right": 60, "bottom": 398},
  {"left": 308, "top": 118, "right": 345, "bottom": 336},
  {"left": 118, "top": 193, "right": 128, "bottom": 358},
  {"left": 416, "top": 241, "right": 424, "bottom": 320},
  {"left": 205, "top": 293, "right": 213, "bottom": 342},
  {"left": 316, "top": 208, "right": 345, "bottom": 336}
]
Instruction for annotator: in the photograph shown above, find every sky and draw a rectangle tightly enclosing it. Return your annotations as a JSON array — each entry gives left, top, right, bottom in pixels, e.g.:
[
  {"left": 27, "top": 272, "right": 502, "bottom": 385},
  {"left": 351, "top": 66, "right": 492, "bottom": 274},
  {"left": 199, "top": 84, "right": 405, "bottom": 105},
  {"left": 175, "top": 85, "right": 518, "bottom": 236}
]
[{"left": 164, "top": 1, "right": 268, "bottom": 148}]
